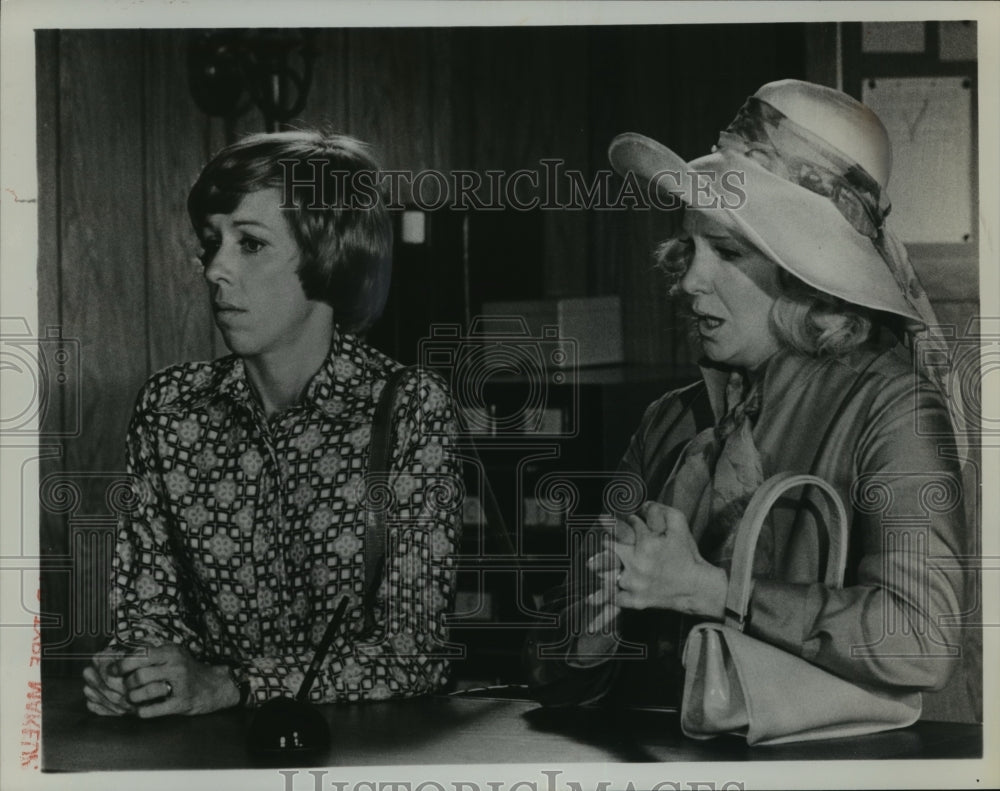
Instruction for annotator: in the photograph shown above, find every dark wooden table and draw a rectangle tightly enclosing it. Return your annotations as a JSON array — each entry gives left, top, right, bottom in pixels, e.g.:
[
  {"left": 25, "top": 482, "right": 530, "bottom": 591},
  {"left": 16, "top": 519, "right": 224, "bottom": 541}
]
[{"left": 42, "top": 676, "right": 982, "bottom": 771}]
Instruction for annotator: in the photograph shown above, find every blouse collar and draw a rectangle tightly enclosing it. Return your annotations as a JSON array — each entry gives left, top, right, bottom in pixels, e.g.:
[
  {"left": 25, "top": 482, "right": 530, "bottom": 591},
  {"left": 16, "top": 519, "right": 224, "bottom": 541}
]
[{"left": 206, "top": 329, "right": 374, "bottom": 418}]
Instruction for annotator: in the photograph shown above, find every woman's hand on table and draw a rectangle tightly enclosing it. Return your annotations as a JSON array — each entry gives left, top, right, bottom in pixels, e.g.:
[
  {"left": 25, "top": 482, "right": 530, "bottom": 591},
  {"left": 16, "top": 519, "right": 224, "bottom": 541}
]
[
  {"left": 86, "top": 643, "right": 240, "bottom": 717},
  {"left": 82, "top": 647, "right": 136, "bottom": 716},
  {"left": 118, "top": 643, "right": 240, "bottom": 717},
  {"left": 611, "top": 502, "right": 728, "bottom": 619}
]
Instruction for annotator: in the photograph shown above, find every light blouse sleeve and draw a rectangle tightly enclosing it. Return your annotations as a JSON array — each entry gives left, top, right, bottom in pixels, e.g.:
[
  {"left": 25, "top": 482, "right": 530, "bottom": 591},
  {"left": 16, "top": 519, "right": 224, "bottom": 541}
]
[
  {"left": 746, "top": 376, "right": 968, "bottom": 691},
  {"left": 243, "top": 369, "right": 463, "bottom": 703}
]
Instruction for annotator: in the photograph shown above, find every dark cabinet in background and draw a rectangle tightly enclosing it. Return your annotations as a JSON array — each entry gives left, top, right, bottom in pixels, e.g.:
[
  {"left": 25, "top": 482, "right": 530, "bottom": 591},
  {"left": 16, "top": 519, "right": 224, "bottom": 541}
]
[{"left": 366, "top": 208, "right": 546, "bottom": 366}]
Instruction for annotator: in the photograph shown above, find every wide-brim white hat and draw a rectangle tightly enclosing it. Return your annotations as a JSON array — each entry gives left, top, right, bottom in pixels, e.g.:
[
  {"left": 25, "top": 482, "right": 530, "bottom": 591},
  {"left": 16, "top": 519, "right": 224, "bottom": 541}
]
[
  {"left": 607, "top": 78, "right": 941, "bottom": 327},
  {"left": 607, "top": 132, "right": 922, "bottom": 324}
]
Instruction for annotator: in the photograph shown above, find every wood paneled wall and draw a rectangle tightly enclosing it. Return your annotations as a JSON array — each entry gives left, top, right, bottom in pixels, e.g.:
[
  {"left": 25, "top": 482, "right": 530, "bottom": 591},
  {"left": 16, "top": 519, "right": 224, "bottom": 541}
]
[
  {"left": 35, "top": 24, "right": 980, "bottom": 723},
  {"left": 38, "top": 30, "right": 216, "bottom": 665}
]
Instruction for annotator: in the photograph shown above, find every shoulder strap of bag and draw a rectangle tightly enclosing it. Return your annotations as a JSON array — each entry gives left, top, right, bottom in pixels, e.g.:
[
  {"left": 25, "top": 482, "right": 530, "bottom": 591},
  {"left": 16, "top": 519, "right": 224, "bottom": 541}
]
[
  {"left": 362, "top": 364, "right": 417, "bottom": 626},
  {"left": 725, "top": 472, "right": 848, "bottom": 631},
  {"left": 362, "top": 365, "right": 516, "bottom": 620}
]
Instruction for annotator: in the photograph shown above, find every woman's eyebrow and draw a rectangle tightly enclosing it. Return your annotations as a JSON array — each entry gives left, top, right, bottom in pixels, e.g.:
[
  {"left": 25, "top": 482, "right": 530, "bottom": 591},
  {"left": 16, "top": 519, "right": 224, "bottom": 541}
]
[{"left": 231, "top": 219, "right": 270, "bottom": 230}]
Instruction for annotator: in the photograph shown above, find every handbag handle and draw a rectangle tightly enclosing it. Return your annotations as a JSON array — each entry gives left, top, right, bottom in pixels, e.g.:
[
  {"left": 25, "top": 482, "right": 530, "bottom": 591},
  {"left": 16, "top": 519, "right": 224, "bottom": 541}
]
[{"left": 724, "top": 472, "right": 848, "bottom": 631}]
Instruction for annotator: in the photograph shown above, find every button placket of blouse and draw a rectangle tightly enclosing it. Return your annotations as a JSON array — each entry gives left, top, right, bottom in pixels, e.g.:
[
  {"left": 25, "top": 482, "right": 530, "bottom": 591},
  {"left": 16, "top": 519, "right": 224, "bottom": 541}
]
[
  {"left": 271, "top": 412, "right": 300, "bottom": 620},
  {"left": 252, "top": 416, "right": 286, "bottom": 626}
]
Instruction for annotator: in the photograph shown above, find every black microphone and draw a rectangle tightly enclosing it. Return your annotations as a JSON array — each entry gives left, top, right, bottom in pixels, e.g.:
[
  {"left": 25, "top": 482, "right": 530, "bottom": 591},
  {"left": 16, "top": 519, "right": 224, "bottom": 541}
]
[
  {"left": 296, "top": 593, "right": 351, "bottom": 702},
  {"left": 246, "top": 593, "right": 352, "bottom": 765}
]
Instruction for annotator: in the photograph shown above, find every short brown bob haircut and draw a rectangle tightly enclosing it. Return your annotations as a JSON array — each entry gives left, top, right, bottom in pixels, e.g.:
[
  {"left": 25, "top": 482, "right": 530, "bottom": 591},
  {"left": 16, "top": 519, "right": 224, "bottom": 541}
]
[{"left": 188, "top": 130, "right": 392, "bottom": 334}]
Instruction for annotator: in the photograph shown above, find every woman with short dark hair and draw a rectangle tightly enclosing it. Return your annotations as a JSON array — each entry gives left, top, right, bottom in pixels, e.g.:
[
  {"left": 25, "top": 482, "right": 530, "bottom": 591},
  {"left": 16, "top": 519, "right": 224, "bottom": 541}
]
[
  {"left": 83, "top": 131, "right": 462, "bottom": 716},
  {"left": 186, "top": 131, "right": 392, "bottom": 334}
]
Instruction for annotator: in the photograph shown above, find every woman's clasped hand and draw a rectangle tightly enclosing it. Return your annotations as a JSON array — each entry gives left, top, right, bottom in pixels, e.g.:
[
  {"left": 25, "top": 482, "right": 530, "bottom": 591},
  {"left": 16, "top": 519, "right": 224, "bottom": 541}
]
[
  {"left": 601, "top": 503, "right": 728, "bottom": 619},
  {"left": 84, "top": 643, "right": 239, "bottom": 717}
]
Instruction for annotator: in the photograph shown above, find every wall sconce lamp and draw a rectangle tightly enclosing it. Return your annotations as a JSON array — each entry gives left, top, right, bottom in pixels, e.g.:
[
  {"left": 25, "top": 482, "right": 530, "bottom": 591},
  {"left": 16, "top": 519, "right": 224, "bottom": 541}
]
[{"left": 187, "top": 29, "right": 317, "bottom": 133}]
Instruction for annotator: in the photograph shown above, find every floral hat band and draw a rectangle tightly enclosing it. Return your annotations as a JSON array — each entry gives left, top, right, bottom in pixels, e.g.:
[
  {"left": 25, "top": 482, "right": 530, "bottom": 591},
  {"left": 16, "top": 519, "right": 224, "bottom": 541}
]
[
  {"left": 716, "top": 96, "right": 888, "bottom": 241},
  {"left": 716, "top": 94, "right": 930, "bottom": 315}
]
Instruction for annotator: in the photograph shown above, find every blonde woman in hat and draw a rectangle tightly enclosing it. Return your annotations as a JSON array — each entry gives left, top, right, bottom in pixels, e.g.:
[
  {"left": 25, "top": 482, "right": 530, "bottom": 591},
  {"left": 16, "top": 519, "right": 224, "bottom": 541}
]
[{"left": 525, "top": 80, "right": 971, "bottom": 714}]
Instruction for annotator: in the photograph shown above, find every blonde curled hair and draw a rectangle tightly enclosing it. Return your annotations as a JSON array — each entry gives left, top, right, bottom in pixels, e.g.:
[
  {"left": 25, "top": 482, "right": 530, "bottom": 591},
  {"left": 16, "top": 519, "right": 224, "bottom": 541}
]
[{"left": 654, "top": 235, "right": 874, "bottom": 358}]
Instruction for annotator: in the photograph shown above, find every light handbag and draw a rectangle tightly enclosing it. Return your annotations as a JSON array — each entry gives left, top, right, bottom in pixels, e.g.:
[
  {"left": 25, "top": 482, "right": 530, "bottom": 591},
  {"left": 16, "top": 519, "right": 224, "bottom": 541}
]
[{"left": 680, "top": 471, "right": 922, "bottom": 745}]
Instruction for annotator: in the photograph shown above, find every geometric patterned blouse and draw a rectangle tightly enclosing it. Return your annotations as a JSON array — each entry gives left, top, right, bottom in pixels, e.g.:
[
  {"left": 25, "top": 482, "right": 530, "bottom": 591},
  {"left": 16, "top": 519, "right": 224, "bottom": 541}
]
[{"left": 108, "top": 331, "right": 462, "bottom": 704}]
